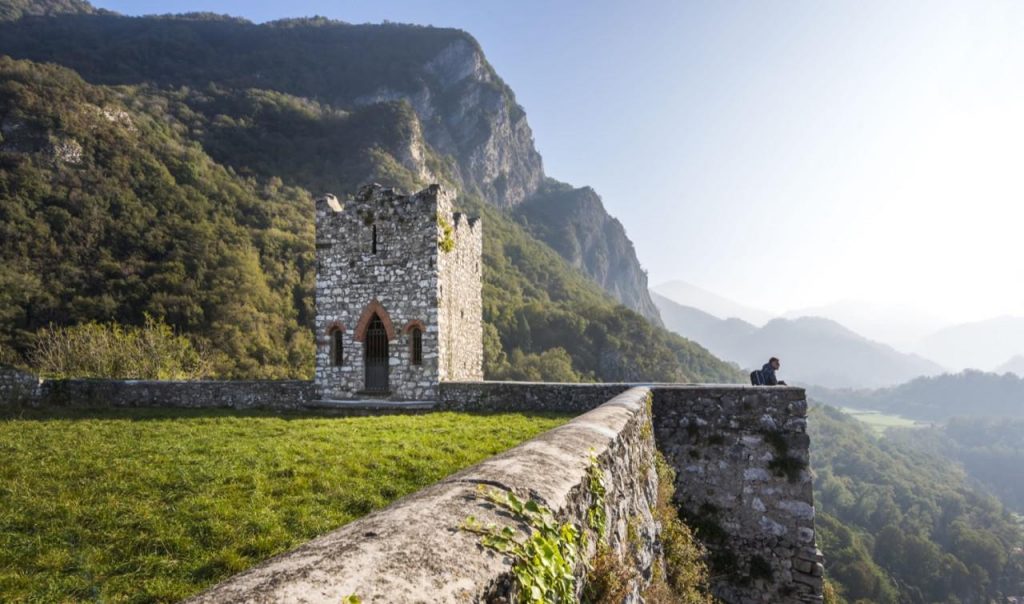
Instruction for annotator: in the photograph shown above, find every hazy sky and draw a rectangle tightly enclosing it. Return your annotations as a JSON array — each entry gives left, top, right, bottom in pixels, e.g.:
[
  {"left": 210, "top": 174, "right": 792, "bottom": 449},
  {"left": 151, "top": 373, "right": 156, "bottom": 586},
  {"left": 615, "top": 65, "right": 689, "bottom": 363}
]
[{"left": 95, "top": 0, "right": 1024, "bottom": 323}]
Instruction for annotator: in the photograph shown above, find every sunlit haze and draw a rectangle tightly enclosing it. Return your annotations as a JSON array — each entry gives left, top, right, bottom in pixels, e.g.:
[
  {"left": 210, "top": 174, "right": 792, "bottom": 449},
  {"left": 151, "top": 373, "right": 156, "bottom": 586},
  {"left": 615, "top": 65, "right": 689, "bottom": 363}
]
[{"left": 97, "top": 0, "right": 1024, "bottom": 324}]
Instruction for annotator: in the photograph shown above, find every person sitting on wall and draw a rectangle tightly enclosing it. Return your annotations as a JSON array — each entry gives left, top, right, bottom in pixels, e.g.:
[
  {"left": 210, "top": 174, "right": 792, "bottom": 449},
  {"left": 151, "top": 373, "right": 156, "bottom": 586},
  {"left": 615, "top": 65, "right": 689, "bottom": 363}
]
[{"left": 750, "top": 357, "right": 787, "bottom": 386}]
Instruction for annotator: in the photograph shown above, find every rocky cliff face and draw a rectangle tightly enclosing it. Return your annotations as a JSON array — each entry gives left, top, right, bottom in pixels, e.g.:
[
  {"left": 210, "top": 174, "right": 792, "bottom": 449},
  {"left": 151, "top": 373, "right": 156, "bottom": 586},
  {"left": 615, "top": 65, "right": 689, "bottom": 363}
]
[
  {"left": 350, "top": 37, "right": 660, "bottom": 323},
  {"left": 341, "top": 35, "right": 542, "bottom": 209},
  {"left": 354, "top": 37, "right": 544, "bottom": 208},
  {"left": 517, "top": 181, "right": 663, "bottom": 324}
]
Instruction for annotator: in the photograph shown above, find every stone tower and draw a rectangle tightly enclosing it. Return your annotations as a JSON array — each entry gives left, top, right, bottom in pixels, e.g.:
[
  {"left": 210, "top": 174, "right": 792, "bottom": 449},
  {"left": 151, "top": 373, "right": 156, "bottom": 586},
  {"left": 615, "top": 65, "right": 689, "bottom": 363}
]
[{"left": 314, "top": 184, "right": 483, "bottom": 401}]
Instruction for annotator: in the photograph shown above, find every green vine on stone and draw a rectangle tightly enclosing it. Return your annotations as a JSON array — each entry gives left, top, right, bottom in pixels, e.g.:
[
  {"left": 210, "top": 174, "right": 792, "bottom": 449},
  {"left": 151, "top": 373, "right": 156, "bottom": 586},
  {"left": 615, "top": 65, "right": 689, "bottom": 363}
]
[
  {"left": 462, "top": 486, "right": 581, "bottom": 603},
  {"left": 437, "top": 215, "right": 456, "bottom": 253}
]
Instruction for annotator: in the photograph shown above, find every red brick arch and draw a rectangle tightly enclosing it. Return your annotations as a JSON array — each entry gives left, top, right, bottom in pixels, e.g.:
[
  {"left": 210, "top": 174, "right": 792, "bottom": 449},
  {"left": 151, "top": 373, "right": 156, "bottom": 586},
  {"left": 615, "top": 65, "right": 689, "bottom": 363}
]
[
  {"left": 353, "top": 300, "right": 397, "bottom": 342},
  {"left": 402, "top": 319, "right": 426, "bottom": 335},
  {"left": 324, "top": 321, "right": 346, "bottom": 335}
]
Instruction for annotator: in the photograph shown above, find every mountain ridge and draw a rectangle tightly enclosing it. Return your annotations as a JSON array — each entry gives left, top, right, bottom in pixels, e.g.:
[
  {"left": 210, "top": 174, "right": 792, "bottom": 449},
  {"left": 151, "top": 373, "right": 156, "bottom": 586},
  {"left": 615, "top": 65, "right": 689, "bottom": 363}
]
[
  {"left": 0, "top": 3, "right": 662, "bottom": 323},
  {"left": 652, "top": 279, "right": 774, "bottom": 326},
  {"left": 653, "top": 290, "right": 944, "bottom": 388}
]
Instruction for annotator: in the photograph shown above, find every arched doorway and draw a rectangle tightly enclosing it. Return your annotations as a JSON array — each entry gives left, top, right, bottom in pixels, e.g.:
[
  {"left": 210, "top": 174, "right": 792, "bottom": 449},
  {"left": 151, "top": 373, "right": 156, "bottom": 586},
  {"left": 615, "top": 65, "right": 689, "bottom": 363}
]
[{"left": 364, "top": 313, "right": 389, "bottom": 393}]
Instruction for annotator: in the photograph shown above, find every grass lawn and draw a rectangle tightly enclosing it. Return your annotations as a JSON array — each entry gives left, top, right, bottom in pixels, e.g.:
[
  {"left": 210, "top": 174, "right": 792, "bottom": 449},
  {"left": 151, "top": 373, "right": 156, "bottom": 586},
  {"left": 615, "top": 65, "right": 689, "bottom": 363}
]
[{"left": 0, "top": 407, "right": 570, "bottom": 603}]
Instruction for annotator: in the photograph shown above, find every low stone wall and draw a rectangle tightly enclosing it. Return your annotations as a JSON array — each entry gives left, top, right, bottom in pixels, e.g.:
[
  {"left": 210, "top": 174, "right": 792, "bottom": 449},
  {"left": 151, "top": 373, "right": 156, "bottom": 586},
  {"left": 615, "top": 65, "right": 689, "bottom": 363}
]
[
  {"left": 186, "top": 386, "right": 660, "bottom": 603},
  {"left": 0, "top": 366, "right": 42, "bottom": 404},
  {"left": 37, "top": 379, "right": 316, "bottom": 410},
  {"left": 653, "top": 386, "right": 822, "bottom": 603},
  {"left": 439, "top": 380, "right": 634, "bottom": 412}
]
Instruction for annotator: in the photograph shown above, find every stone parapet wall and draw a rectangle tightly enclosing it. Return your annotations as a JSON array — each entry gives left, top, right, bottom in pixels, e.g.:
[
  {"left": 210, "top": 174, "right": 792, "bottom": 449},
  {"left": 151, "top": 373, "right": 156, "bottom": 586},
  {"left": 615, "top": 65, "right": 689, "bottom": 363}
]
[
  {"left": 22, "top": 379, "right": 316, "bottom": 410},
  {"left": 653, "top": 386, "right": 822, "bottom": 603},
  {"left": 439, "top": 380, "right": 634, "bottom": 411},
  {"left": 186, "top": 386, "right": 660, "bottom": 603},
  {"left": 0, "top": 366, "right": 43, "bottom": 403}
]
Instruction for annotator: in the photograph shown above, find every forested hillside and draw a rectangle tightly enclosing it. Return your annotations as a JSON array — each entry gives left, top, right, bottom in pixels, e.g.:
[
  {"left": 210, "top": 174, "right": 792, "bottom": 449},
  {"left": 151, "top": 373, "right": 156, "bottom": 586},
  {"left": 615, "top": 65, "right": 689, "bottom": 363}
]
[
  {"left": 889, "top": 417, "right": 1024, "bottom": 515},
  {"left": 0, "top": 52, "right": 740, "bottom": 382},
  {"left": 810, "top": 406, "right": 1024, "bottom": 603},
  {"left": 0, "top": 1, "right": 664, "bottom": 324}
]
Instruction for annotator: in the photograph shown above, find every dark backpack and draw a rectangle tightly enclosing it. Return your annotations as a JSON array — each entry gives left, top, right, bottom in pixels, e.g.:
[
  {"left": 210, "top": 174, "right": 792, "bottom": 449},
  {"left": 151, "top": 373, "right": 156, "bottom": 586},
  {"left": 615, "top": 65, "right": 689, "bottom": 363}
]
[{"left": 750, "top": 370, "right": 765, "bottom": 386}]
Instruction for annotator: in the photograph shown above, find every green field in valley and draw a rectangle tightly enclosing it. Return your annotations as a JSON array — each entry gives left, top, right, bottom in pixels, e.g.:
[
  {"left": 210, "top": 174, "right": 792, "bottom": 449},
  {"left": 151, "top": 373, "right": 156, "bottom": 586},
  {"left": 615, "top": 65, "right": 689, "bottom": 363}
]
[
  {"left": 839, "top": 407, "right": 930, "bottom": 434},
  {"left": 0, "top": 407, "right": 570, "bottom": 603}
]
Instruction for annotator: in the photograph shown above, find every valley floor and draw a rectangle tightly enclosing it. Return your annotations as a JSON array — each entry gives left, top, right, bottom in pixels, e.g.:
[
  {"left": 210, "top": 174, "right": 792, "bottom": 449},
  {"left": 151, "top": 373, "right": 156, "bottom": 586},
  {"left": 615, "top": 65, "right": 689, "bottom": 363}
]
[{"left": 0, "top": 407, "right": 570, "bottom": 602}]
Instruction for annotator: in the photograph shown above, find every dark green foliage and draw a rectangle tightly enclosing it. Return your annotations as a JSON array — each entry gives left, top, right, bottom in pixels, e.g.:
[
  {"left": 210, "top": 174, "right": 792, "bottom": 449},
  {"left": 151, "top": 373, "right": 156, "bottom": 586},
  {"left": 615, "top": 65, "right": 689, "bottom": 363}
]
[
  {"left": 809, "top": 405, "right": 1024, "bottom": 603},
  {"left": 0, "top": 57, "right": 315, "bottom": 377},
  {"left": 0, "top": 0, "right": 94, "bottom": 21},
  {"left": 887, "top": 416, "right": 1024, "bottom": 516}
]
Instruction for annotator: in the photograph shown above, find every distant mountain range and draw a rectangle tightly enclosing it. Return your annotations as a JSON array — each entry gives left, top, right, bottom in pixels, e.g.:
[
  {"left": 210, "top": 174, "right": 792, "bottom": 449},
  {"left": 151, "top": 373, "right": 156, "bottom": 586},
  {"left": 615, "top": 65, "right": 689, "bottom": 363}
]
[
  {"left": 996, "top": 355, "right": 1024, "bottom": 376},
  {"left": 912, "top": 316, "right": 1024, "bottom": 372},
  {"left": 652, "top": 291, "right": 944, "bottom": 389},
  {"left": 651, "top": 280, "right": 774, "bottom": 326},
  {"left": 654, "top": 279, "right": 1024, "bottom": 376},
  {"left": 780, "top": 300, "right": 949, "bottom": 351}
]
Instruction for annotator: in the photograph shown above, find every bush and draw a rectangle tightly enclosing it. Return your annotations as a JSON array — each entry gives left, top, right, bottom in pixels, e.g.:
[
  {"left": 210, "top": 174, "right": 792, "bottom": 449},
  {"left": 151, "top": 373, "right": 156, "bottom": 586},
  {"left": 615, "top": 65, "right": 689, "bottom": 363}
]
[{"left": 30, "top": 315, "right": 212, "bottom": 379}]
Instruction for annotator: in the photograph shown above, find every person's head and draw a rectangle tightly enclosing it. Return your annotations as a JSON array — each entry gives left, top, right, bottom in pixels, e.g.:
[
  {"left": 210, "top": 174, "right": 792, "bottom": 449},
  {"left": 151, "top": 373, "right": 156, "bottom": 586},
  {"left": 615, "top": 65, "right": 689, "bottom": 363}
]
[{"left": 769, "top": 357, "right": 780, "bottom": 370}]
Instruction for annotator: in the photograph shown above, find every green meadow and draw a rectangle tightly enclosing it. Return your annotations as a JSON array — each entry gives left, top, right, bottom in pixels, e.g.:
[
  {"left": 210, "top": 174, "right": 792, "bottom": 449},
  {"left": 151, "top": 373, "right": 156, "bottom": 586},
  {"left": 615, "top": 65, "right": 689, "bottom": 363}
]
[
  {"left": 839, "top": 407, "right": 926, "bottom": 434},
  {"left": 0, "top": 407, "right": 570, "bottom": 603}
]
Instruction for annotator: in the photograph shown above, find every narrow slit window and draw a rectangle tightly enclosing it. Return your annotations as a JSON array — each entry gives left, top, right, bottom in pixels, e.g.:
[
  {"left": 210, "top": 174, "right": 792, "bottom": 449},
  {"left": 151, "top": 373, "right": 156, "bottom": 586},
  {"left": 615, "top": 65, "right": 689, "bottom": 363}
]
[
  {"left": 331, "top": 330, "right": 344, "bottom": 366},
  {"left": 411, "top": 328, "right": 423, "bottom": 365},
  {"left": 372, "top": 225, "right": 378, "bottom": 254}
]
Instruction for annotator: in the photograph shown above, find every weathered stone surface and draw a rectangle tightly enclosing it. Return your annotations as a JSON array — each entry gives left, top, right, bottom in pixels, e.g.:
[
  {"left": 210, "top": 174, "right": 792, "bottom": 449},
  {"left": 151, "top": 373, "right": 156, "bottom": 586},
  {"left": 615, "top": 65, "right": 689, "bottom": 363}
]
[
  {"left": 653, "top": 386, "right": 821, "bottom": 603},
  {"left": 0, "top": 366, "right": 41, "bottom": 404},
  {"left": 314, "top": 184, "right": 482, "bottom": 402},
  {"left": 22, "top": 378, "right": 316, "bottom": 410},
  {"left": 186, "top": 387, "right": 659, "bottom": 604},
  {"left": 439, "top": 381, "right": 634, "bottom": 412}
]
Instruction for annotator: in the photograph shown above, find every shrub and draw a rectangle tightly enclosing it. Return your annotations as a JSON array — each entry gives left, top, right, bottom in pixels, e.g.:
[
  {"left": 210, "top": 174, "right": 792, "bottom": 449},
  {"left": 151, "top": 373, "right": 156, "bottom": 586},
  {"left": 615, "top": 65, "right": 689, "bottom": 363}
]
[
  {"left": 645, "top": 451, "right": 714, "bottom": 603},
  {"left": 30, "top": 315, "right": 212, "bottom": 379}
]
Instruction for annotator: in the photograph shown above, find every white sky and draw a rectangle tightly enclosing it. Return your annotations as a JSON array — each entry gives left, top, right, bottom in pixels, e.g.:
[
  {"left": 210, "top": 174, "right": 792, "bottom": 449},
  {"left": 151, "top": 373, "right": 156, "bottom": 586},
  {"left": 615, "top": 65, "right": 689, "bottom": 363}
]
[{"left": 99, "top": 0, "right": 1024, "bottom": 323}]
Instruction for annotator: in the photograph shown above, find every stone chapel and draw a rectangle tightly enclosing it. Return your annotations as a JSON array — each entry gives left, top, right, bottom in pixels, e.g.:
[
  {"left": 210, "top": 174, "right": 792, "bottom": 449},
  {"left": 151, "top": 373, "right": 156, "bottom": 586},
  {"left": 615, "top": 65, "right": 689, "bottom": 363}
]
[{"left": 314, "top": 184, "right": 483, "bottom": 401}]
